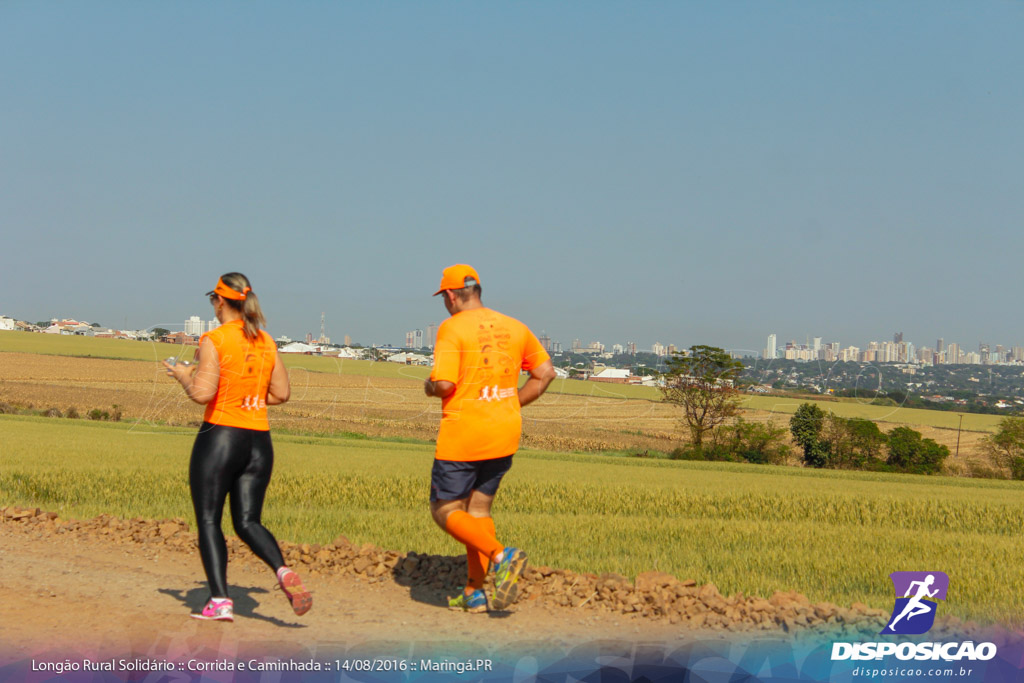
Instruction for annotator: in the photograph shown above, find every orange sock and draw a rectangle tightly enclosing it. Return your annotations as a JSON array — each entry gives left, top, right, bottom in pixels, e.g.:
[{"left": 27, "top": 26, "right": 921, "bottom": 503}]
[
  {"left": 465, "top": 517, "right": 497, "bottom": 590},
  {"left": 445, "top": 511, "right": 502, "bottom": 565}
]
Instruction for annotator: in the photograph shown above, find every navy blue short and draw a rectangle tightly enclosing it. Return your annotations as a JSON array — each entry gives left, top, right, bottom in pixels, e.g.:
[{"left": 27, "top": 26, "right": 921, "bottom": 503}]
[{"left": 430, "top": 455, "right": 514, "bottom": 503}]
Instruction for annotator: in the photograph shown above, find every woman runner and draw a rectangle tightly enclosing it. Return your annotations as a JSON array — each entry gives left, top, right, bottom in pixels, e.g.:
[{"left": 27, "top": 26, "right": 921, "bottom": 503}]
[{"left": 164, "top": 272, "right": 311, "bottom": 621}]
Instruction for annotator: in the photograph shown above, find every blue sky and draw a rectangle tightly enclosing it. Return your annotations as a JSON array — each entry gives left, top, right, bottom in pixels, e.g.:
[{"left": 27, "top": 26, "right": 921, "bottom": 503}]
[{"left": 2, "top": 2, "right": 1022, "bottom": 353}]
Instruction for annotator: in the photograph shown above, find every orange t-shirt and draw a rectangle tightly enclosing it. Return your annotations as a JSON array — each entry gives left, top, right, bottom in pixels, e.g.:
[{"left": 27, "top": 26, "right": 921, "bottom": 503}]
[
  {"left": 201, "top": 320, "right": 277, "bottom": 431},
  {"left": 430, "top": 307, "right": 551, "bottom": 461}
]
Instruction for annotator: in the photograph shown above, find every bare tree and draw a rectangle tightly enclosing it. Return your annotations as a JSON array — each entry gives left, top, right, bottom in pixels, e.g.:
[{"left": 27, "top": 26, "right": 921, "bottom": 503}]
[{"left": 660, "top": 345, "right": 743, "bottom": 450}]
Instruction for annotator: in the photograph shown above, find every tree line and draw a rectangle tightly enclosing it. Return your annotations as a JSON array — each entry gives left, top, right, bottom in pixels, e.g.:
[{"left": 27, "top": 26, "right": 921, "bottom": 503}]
[{"left": 660, "top": 345, "right": 951, "bottom": 474}]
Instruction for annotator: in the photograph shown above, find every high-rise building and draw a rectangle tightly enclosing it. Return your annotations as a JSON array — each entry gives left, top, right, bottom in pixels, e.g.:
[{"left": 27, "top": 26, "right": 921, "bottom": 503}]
[
  {"left": 405, "top": 329, "right": 423, "bottom": 348},
  {"left": 538, "top": 331, "right": 552, "bottom": 352},
  {"left": 207, "top": 319, "right": 219, "bottom": 333},
  {"left": 936, "top": 338, "right": 945, "bottom": 354},
  {"left": 651, "top": 342, "right": 666, "bottom": 357},
  {"left": 894, "top": 332, "right": 903, "bottom": 344},
  {"left": 185, "top": 316, "right": 204, "bottom": 336},
  {"left": 427, "top": 323, "right": 438, "bottom": 349},
  {"left": 946, "top": 343, "right": 960, "bottom": 365},
  {"left": 344, "top": 335, "right": 352, "bottom": 346},
  {"left": 764, "top": 333, "right": 777, "bottom": 360}
]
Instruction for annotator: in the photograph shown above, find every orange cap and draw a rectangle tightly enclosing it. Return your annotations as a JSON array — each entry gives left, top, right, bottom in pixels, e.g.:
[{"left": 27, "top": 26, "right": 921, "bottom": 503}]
[
  {"left": 433, "top": 264, "right": 481, "bottom": 296},
  {"left": 206, "top": 278, "right": 250, "bottom": 301}
]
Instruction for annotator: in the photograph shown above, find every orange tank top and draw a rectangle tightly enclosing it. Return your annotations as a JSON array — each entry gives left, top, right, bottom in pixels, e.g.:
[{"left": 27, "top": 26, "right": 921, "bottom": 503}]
[{"left": 201, "top": 320, "right": 276, "bottom": 431}]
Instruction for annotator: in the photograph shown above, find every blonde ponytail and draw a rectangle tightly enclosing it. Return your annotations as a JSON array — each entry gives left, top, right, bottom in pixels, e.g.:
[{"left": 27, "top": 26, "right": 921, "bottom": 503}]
[{"left": 218, "top": 272, "right": 266, "bottom": 340}]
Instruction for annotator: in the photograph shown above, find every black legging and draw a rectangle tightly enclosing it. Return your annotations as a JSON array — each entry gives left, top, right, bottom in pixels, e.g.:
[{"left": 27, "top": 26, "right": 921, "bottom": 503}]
[{"left": 190, "top": 422, "right": 285, "bottom": 598}]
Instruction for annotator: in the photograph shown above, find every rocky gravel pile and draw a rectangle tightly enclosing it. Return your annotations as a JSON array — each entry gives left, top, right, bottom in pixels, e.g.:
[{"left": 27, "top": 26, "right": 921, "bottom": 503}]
[{"left": 0, "top": 505, "right": 981, "bottom": 639}]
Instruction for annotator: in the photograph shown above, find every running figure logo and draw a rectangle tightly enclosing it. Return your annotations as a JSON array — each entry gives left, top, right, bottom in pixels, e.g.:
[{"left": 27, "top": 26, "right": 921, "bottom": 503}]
[{"left": 880, "top": 571, "right": 949, "bottom": 635}]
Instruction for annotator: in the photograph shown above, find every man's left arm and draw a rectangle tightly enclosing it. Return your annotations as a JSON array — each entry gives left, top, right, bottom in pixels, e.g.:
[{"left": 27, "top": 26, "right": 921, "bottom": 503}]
[
  {"left": 425, "top": 378, "right": 456, "bottom": 398},
  {"left": 518, "top": 360, "right": 555, "bottom": 407},
  {"left": 426, "top": 325, "right": 458, "bottom": 398}
]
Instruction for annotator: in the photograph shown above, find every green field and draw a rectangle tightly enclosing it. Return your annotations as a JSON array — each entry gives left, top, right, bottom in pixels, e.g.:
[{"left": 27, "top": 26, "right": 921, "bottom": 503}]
[
  {"left": 2, "top": 413, "right": 1021, "bottom": 624},
  {"left": 0, "top": 330, "right": 196, "bottom": 362}
]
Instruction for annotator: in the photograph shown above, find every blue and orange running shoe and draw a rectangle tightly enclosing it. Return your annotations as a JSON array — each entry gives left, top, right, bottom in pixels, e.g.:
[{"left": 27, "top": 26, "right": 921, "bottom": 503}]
[
  {"left": 448, "top": 588, "right": 488, "bottom": 613},
  {"left": 490, "top": 547, "right": 528, "bottom": 610}
]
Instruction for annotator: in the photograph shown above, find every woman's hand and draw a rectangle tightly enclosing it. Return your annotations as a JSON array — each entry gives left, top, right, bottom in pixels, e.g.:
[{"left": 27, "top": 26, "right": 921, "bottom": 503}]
[{"left": 162, "top": 359, "right": 193, "bottom": 384}]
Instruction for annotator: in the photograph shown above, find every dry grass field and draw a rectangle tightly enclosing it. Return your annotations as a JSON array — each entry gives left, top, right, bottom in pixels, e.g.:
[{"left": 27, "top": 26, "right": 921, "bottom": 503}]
[{"left": 0, "top": 346, "right": 999, "bottom": 474}]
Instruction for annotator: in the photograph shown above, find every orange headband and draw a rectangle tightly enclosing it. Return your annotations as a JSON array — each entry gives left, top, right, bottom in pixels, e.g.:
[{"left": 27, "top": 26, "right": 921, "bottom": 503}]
[{"left": 208, "top": 278, "right": 250, "bottom": 301}]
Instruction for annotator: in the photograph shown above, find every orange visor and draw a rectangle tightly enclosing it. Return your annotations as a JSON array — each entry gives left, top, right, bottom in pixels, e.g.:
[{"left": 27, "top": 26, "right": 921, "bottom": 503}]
[{"left": 206, "top": 278, "right": 250, "bottom": 301}]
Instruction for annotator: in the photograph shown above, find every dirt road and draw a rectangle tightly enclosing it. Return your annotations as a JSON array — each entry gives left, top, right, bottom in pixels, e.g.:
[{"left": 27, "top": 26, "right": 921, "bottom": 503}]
[{"left": 3, "top": 509, "right": 1018, "bottom": 682}]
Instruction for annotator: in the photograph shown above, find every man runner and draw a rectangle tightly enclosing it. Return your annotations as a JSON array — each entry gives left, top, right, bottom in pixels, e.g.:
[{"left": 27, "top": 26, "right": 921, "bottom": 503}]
[{"left": 424, "top": 264, "right": 556, "bottom": 612}]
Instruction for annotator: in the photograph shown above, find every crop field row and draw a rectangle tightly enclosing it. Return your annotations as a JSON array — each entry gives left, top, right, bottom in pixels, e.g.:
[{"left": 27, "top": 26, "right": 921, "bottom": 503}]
[{"left": 1, "top": 414, "right": 1021, "bottom": 625}]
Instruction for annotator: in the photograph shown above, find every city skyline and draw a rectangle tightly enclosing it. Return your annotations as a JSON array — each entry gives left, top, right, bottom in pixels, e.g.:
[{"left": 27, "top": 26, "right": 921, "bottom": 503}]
[{"left": 11, "top": 308, "right": 1024, "bottom": 369}]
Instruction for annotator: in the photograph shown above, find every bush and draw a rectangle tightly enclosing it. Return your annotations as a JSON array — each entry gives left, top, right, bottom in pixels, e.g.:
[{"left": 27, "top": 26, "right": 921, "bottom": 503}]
[
  {"left": 981, "top": 417, "right": 1024, "bottom": 480},
  {"left": 966, "top": 461, "right": 1006, "bottom": 480},
  {"left": 66, "top": 406, "right": 79, "bottom": 419},
  {"left": 43, "top": 407, "right": 62, "bottom": 418},
  {"left": 822, "top": 416, "right": 887, "bottom": 469},
  {"left": 1010, "top": 457, "right": 1024, "bottom": 481},
  {"left": 886, "top": 426, "right": 949, "bottom": 475},
  {"left": 87, "top": 408, "right": 110, "bottom": 421},
  {"left": 0, "top": 402, "right": 14, "bottom": 415},
  {"left": 712, "top": 418, "right": 791, "bottom": 465},
  {"left": 670, "top": 446, "right": 706, "bottom": 461}
]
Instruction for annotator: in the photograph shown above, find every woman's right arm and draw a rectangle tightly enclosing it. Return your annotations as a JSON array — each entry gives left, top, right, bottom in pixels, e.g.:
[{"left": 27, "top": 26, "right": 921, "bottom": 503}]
[
  {"left": 165, "top": 336, "right": 220, "bottom": 405},
  {"left": 267, "top": 348, "right": 291, "bottom": 405}
]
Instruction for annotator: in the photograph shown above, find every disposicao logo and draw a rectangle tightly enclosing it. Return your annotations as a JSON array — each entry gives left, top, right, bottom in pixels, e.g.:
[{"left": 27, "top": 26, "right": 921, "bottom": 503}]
[
  {"left": 880, "top": 571, "right": 948, "bottom": 635},
  {"left": 831, "top": 571, "right": 998, "bottom": 664}
]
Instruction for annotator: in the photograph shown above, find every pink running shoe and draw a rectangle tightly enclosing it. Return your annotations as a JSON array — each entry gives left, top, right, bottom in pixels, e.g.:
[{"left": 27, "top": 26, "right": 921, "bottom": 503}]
[
  {"left": 191, "top": 598, "right": 234, "bottom": 621},
  {"left": 278, "top": 570, "right": 312, "bottom": 616}
]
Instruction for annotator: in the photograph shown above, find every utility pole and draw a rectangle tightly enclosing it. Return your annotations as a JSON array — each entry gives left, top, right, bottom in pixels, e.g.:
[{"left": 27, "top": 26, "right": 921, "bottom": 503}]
[{"left": 955, "top": 413, "right": 964, "bottom": 459}]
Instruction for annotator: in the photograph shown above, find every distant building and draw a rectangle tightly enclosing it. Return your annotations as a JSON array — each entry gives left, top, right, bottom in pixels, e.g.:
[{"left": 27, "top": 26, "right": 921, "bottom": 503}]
[
  {"left": 405, "top": 329, "right": 424, "bottom": 349},
  {"left": 161, "top": 332, "right": 199, "bottom": 346},
  {"left": 279, "top": 342, "right": 319, "bottom": 354},
  {"left": 589, "top": 368, "right": 633, "bottom": 384},
  {"left": 185, "top": 316, "right": 204, "bottom": 336},
  {"left": 386, "top": 352, "right": 431, "bottom": 366}
]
